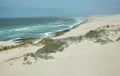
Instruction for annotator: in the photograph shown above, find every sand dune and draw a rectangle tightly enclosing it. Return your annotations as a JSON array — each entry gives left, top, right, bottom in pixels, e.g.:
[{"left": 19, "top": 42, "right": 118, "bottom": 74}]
[{"left": 0, "top": 14, "right": 120, "bottom": 76}]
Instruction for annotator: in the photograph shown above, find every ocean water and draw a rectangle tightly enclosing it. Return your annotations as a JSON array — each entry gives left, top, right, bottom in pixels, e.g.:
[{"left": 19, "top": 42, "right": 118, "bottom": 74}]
[{"left": 0, "top": 17, "right": 86, "bottom": 41}]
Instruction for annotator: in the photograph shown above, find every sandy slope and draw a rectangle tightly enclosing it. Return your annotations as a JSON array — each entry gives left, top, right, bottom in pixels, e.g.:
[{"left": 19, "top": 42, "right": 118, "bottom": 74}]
[
  {"left": 0, "top": 44, "right": 40, "bottom": 63},
  {"left": 0, "top": 41, "right": 18, "bottom": 46},
  {"left": 0, "top": 41, "right": 120, "bottom": 76},
  {"left": 0, "top": 14, "right": 120, "bottom": 76}
]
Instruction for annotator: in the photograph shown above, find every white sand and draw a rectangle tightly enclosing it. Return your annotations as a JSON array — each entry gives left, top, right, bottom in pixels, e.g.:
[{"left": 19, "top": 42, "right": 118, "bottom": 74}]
[
  {"left": 0, "top": 14, "right": 120, "bottom": 76},
  {"left": 0, "top": 41, "right": 18, "bottom": 46}
]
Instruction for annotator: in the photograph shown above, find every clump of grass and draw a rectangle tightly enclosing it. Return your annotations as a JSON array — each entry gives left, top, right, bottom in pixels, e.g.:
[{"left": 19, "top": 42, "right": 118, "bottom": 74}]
[
  {"left": 36, "top": 39, "right": 68, "bottom": 54},
  {"left": 116, "top": 37, "right": 120, "bottom": 41},
  {"left": 54, "top": 29, "right": 70, "bottom": 36},
  {"left": 95, "top": 38, "right": 113, "bottom": 45},
  {"left": 5, "top": 56, "right": 23, "bottom": 62},
  {"left": 64, "top": 36, "right": 83, "bottom": 43},
  {"left": 0, "top": 38, "right": 38, "bottom": 52},
  {"left": 84, "top": 29, "right": 105, "bottom": 39},
  {"left": 33, "top": 39, "right": 68, "bottom": 58},
  {"left": 33, "top": 53, "right": 54, "bottom": 59},
  {"left": 85, "top": 30, "right": 100, "bottom": 39},
  {"left": 17, "top": 38, "right": 36, "bottom": 46},
  {"left": 0, "top": 42, "right": 29, "bottom": 52},
  {"left": 23, "top": 53, "right": 38, "bottom": 65},
  {"left": 0, "top": 45, "right": 18, "bottom": 51},
  {"left": 24, "top": 53, "right": 37, "bottom": 61},
  {"left": 106, "top": 25, "right": 110, "bottom": 28},
  {"left": 38, "top": 37, "right": 54, "bottom": 45}
]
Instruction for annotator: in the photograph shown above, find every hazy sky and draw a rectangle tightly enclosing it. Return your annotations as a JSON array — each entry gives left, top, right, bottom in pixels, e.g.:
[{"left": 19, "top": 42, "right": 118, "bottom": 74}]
[{"left": 0, "top": 0, "right": 120, "bottom": 18}]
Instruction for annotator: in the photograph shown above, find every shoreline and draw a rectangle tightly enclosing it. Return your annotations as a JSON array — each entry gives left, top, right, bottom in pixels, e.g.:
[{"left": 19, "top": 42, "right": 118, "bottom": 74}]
[
  {"left": 0, "top": 17, "right": 86, "bottom": 42},
  {"left": 1, "top": 18, "right": 87, "bottom": 43},
  {"left": 53, "top": 18, "right": 88, "bottom": 37}
]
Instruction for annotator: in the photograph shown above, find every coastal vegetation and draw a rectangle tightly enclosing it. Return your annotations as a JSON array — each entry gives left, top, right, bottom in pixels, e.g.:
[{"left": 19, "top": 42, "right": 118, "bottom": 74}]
[
  {"left": 23, "top": 39, "right": 68, "bottom": 62},
  {"left": 37, "top": 37, "right": 54, "bottom": 45},
  {"left": 0, "top": 38, "right": 35, "bottom": 52},
  {"left": 84, "top": 29, "right": 113, "bottom": 44},
  {"left": 35, "top": 39, "right": 68, "bottom": 58},
  {"left": 116, "top": 37, "right": 120, "bottom": 41},
  {"left": 63, "top": 36, "right": 83, "bottom": 43},
  {"left": 54, "top": 29, "right": 70, "bottom": 36},
  {"left": 1, "top": 24, "right": 120, "bottom": 64},
  {"left": 94, "top": 38, "right": 113, "bottom": 44},
  {"left": 0, "top": 43, "right": 23, "bottom": 52},
  {"left": 85, "top": 30, "right": 101, "bottom": 39}
]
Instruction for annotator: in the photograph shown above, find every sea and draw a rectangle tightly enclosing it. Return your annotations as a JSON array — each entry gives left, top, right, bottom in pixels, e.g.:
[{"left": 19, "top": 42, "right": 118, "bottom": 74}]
[{"left": 0, "top": 17, "right": 86, "bottom": 41}]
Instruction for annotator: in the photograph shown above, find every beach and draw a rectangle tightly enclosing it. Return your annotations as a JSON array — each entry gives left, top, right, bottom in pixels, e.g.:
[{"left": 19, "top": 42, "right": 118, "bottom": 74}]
[{"left": 0, "top": 14, "right": 120, "bottom": 76}]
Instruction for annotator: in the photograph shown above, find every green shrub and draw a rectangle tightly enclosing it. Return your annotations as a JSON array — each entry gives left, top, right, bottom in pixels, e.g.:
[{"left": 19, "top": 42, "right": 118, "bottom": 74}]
[
  {"left": 0, "top": 43, "right": 25, "bottom": 52},
  {"left": 95, "top": 38, "right": 113, "bottom": 44},
  {"left": 0, "top": 48, "right": 2, "bottom": 51},
  {"left": 85, "top": 30, "right": 100, "bottom": 39},
  {"left": 54, "top": 29, "right": 70, "bottom": 36},
  {"left": 84, "top": 30, "right": 105, "bottom": 39},
  {"left": 38, "top": 37, "right": 54, "bottom": 45},
  {"left": 64, "top": 36, "right": 83, "bottom": 43},
  {"left": 34, "top": 39, "right": 68, "bottom": 58},
  {"left": 36, "top": 40, "right": 67, "bottom": 54},
  {"left": 116, "top": 37, "right": 120, "bottom": 41},
  {"left": 18, "top": 38, "right": 35, "bottom": 44}
]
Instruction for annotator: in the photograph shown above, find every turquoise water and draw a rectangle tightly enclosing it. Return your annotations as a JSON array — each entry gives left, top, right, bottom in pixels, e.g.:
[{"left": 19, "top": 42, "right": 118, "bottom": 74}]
[{"left": 0, "top": 17, "right": 86, "bottom": 41}]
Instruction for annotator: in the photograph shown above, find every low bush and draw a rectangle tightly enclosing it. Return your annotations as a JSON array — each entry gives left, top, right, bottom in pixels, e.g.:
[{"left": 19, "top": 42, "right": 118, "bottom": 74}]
[
  {"left": 54, "top": 29, "right": 70, "bottom": 36},
  {"left": 34, "top": 39, "right": 68, "bottom": 58},
  {"left": 0, "top": 42, "right": 26, "bottom": 52},
  {"left": 84, "top": 29, "right": 106, "bottom": 39},
  {"left": 85, "top": 30, "right": 101, "bottom": 39},
  {"left": 64, "top": 36, "right": 83, "bottom": 43},
  {"left": 38, "top": 37, "right": 54, "bottom": 45},
  {"left": 95, "top": 38, "right": 113, "bottom": 44},
  {"left": 116, "top": 37, "right": 120, "bottom": 41},
  {"left": 36, "top": 39, "right": 68, "bottom": 54}
]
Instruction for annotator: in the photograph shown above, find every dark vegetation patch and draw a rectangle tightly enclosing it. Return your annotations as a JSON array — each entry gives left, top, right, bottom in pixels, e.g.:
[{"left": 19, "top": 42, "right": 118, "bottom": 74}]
[
  {"left": 53, "top": 20, "right": 88, "bottom": 37},
  {"left": 63, "top": 36, "right": 83, "bottom": 43},
  {"left": 0, "top": 43, "right": 24, "bottom": 52},
  {"left": 116, "top": 37, "right": 120, "bottom": 41},
  {"left": 37, "top": 37, "right": 54, "bottom": 45},
  {"left": 95, "top": 38, "right": 113, "bottom": 44},
  {"left": 84, "top": 29, "right": 106, "bottom": 39},
  {"left": 16, "top": 38, "right": 36, "bottom": 45},
  {"left": 0, "top": 38, "right": 36, "bottom": 52},
  {"left": 54, "top": 29, "right": 70, "bottom": 37},
  {"left": 36, "top": 39, "right": 68, "bottom": 54}
]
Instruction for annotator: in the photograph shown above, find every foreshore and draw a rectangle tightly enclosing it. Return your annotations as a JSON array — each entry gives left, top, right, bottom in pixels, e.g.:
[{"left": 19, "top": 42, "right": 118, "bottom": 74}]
[{"left": 0, "top": 14, "right": 120, "bottom": 76}]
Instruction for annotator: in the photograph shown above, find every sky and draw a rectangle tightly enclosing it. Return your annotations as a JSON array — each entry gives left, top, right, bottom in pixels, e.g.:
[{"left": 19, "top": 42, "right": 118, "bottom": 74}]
[{"left": 0, "top": 0, "right": 120, "bottom": 18}]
